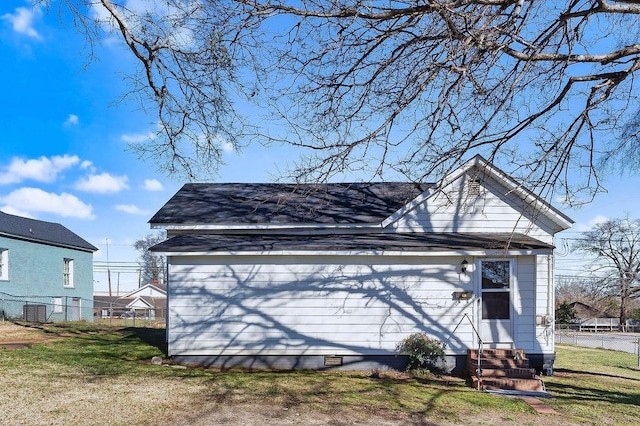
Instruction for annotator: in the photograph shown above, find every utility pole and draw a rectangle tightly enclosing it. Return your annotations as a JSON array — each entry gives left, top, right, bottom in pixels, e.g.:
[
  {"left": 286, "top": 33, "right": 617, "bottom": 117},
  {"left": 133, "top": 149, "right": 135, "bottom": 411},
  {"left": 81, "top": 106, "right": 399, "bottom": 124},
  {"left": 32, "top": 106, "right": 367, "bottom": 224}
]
[{"left": 106, "top": 238, "right": 112, "bottom": 296}]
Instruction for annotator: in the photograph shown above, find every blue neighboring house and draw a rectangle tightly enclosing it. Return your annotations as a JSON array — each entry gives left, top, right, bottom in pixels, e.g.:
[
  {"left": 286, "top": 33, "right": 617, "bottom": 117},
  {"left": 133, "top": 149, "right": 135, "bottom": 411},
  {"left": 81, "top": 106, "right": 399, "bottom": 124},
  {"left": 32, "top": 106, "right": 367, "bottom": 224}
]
[{"left": 0, "top": 211, "right": 98, "bottom": 322}]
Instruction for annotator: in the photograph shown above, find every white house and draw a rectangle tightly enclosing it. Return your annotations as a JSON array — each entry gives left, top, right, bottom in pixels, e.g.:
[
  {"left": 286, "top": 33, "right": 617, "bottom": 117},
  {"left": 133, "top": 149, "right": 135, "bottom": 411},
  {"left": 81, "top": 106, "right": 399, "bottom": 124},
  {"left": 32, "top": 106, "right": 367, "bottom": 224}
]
[
  {"left": 149, "top": 156, "right": 572, "bottom": 374},
  {"left": 94, "top": 282, "right": 167, "bottom": 319}
]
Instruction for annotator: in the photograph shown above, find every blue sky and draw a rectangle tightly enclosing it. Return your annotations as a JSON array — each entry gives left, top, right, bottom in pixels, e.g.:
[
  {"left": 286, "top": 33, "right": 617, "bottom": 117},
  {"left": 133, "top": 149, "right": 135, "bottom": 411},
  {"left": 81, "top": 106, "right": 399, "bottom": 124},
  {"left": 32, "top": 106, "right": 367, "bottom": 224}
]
[
  {"left": 0, "top": 0, "right": 299, "bottom": 292},
  {"left": 1, "top": 1, "right": 637, "bottom": 292}
]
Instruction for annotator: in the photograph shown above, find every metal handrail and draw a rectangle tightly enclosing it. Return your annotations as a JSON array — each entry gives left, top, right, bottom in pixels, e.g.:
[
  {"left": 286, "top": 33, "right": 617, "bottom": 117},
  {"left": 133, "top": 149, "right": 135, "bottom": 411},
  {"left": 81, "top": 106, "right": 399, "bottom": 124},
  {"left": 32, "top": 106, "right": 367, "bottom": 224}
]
[{"left": 445, "top": 313, "right": 484, "bottom": 390}]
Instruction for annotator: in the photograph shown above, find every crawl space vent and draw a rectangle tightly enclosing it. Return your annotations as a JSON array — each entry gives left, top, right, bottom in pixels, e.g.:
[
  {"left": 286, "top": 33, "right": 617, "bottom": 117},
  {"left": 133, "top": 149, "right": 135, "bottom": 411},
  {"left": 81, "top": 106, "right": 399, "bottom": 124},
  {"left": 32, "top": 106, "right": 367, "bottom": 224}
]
[{"left": 324, "top": 356, "right": 343, "bottom": 367}]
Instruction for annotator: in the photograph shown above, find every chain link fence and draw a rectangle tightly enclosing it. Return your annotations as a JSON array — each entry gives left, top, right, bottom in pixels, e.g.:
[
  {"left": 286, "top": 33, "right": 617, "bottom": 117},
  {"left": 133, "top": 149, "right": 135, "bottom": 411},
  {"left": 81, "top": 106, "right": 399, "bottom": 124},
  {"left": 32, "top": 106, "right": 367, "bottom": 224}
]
[
  {"left": 1, "top": 291, "right": 164, "bottom": 328},
  {"left": 1, "top": 292, "right": 93, "bottom": 323},
  {"left": 555, "top": 324, "right": 640, "bottom": 368}
]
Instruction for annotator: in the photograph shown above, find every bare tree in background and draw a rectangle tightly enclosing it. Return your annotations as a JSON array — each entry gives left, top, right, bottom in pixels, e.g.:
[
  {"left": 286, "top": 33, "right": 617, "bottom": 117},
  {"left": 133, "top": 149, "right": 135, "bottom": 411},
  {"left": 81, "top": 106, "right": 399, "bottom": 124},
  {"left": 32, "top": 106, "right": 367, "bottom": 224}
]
[
  {"left": 555, "top": 274, "right": 619, "bottom": 315},
  {"left": 573, "top": 217, "right": 640, "bottom": 325},
  {"left": 45, "top": 1, "right": 640, "bottom": 202},
  {"left": 134, "top": 232, "right": 166, "bottom": 287}
]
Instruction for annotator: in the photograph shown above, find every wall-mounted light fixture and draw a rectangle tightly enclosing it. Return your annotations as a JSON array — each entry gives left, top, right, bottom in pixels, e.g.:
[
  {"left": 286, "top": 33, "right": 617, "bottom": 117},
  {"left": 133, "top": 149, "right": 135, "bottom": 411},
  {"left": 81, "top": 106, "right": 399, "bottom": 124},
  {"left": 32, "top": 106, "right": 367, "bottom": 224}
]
[{"left": 461, "top": 259, "right": 469, "bottom": 274}]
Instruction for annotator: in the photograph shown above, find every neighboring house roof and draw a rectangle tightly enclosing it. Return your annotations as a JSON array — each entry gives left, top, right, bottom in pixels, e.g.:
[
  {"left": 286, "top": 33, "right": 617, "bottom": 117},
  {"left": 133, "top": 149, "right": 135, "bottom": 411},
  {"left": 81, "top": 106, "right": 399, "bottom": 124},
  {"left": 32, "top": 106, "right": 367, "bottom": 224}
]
[
  {"left": 94, "top": 295, "right": 126, "bottom": 308},
  {"left": 0, "top": 211, "right": 97, "bottom": 252},
  {"left": 150, "top": 232, "right": 553, "bottom": 253},
  {"left": 94, "top": 291, "right": 166, "bottom": 312},
  {"left": 123, "top": 282, "right": 167, "bottom": 298},
  {"left": 126, "top": 296, "right": 155, "bottom": 310},
  {"left": 569, "top": 301, "right": 615, "bottom": 319},
  {"left": 149, "top": 182, "right": 434, "bottom": 225}
]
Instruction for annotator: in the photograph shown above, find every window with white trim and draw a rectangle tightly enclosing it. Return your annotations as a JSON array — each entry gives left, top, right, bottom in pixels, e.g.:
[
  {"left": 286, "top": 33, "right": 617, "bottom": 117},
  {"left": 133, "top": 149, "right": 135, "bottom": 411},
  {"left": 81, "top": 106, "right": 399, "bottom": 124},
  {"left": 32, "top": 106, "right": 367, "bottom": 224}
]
[
  {"left": 0, "top": 248, "right": 8, "bottom": 280},
  {"left": 52, "top": 297, "right": 63, "bottom": 313},
  {"left": 63, "top": 258, "right": 74, "bottom": 288}
]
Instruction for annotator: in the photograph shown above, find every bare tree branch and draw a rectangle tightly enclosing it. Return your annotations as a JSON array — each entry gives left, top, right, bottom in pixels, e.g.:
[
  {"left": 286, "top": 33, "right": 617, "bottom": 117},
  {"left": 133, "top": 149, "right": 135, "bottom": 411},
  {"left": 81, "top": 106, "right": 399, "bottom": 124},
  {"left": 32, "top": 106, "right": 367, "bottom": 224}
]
[{"left": 45, "top": 1, "right": 640, "bottom": 201}]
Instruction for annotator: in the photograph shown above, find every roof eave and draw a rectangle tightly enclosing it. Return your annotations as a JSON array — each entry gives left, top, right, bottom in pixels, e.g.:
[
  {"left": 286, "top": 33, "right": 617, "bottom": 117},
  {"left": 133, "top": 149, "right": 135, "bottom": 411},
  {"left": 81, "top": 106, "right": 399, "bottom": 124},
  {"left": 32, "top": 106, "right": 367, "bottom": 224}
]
[
  {"left": 0, "top": 232, "right": 98, "bottom": 252},
  {"left": 151, "top": 223, "right": 384, "bottom": 231},
  {"left": 155, "top": 248, "right": 553, "bottom": 257}
]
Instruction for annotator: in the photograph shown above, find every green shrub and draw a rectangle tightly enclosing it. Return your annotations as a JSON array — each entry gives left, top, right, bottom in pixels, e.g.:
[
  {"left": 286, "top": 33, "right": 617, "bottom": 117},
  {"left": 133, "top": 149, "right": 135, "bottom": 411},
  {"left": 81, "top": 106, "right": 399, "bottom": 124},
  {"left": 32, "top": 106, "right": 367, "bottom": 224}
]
[
  {"left": 555, "top": 301, "right": 576, "bottom": 324},
  {"left": 396, "top": 333, "right": 445, "bottom": 373}
]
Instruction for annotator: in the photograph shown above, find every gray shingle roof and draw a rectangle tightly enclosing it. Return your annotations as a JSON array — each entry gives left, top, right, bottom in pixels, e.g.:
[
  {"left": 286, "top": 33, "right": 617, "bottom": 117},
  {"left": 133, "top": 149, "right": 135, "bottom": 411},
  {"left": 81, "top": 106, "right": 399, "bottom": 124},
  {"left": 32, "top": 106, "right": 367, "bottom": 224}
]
[
  {"left": 150, "top": 232, "right": 553, "bottom": 253},
  {"left": 149, "top": 182, "right": 434, "bottom": 225},
  {"left": 0, "top": 211, "right": 97, "bottom": 252}
]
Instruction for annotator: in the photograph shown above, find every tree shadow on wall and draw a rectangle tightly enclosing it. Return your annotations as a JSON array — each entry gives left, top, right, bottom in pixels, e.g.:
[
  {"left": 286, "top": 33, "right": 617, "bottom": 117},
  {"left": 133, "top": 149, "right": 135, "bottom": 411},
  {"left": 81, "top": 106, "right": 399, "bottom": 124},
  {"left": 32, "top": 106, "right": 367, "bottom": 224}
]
[{"left": 168, "top": 261, "right": 475, "bottom": 370}]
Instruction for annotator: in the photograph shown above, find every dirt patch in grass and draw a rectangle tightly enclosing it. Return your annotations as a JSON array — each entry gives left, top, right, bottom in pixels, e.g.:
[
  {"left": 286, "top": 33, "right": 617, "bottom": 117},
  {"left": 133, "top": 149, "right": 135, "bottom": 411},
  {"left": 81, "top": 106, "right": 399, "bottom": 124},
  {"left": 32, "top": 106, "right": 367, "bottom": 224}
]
[{"left": 0, "top": 322, "right": 60, "bottom": 346}]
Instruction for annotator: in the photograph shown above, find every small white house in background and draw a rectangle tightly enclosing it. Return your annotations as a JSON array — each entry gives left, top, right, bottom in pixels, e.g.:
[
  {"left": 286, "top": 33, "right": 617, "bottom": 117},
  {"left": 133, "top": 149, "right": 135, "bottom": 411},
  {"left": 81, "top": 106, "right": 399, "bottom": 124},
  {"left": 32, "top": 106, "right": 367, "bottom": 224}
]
[
  {"left": 94, "top": 282, "right": 167, "bottom": 319},
  {"left": 149, "top": 156, "right": 572, "bottom": 374}
]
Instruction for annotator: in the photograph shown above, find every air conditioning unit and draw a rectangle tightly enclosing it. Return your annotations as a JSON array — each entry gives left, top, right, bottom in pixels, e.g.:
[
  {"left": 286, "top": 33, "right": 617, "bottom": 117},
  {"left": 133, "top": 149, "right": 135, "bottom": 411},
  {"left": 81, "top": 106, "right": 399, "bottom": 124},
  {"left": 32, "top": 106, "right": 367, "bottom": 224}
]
[{"left": 23, "top": 304, "right": 47, "bottom": 323}]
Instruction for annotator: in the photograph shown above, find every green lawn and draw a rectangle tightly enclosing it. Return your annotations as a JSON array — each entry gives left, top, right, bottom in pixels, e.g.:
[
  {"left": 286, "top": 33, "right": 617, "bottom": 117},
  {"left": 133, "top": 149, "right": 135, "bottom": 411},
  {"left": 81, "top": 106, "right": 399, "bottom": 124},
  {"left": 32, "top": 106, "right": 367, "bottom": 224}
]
[
  {"left": 545, "top": 344, "right": 640, "bottom": 425},
  {"left": 1, "top": 322, "right": 639, "bottom": 425}
]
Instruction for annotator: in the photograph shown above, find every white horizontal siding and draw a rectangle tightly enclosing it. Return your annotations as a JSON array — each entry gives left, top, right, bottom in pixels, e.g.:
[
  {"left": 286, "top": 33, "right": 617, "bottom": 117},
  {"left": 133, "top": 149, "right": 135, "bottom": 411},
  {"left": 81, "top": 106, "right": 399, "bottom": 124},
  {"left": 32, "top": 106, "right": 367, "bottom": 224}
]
[
  {"left": 390, "top": 172, "right": 556, "bottom": 244},
  {"left": 535, "top": 255, "right": 554, "bottom": 351},
  {"left": 167, "top": 255, "right": 476, "bottom": 356},
  {"left": 514, "top": 256, "right": 536, "bottom": 351}
]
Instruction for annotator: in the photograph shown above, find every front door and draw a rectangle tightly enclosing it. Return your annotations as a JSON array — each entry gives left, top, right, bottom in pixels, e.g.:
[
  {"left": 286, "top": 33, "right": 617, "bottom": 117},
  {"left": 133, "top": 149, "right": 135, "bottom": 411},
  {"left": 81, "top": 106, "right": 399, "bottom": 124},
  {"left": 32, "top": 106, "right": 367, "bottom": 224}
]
[{"left": 479, "top": 259, "right": 514, "bottom": 347}]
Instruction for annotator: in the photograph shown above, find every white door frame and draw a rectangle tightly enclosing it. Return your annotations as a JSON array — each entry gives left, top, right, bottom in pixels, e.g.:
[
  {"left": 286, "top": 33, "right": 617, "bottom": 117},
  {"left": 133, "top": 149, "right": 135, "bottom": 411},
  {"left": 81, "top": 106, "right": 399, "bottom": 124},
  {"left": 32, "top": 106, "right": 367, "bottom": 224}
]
[{"left": 475, "top": 258, "right": 516, "bottom": 348}]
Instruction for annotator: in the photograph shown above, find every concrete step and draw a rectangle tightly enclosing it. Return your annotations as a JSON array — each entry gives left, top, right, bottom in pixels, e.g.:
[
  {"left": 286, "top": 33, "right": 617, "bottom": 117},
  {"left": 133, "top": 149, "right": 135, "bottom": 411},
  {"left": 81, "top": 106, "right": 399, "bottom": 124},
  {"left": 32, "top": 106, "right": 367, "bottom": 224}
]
[
  {"left": 467, "top": 348, "right": 524, "bottom": 358},
  {"left": 474, "top": 377, "right": 545, "bottom": 392},
  {"left": 478, "top": 367, "right": 537, "bottom": 379},
  {"left": 466, "top": 358, "right": 528, "bottom": 370}
]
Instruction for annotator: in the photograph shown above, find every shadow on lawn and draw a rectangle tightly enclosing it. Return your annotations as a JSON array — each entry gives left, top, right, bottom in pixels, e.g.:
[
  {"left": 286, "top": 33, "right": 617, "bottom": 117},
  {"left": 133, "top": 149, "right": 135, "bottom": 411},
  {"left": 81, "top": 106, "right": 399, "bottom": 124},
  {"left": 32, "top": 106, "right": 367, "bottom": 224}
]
[
  {"left": 122, "top": 326, "right": 168, "bottom": 355},
  {"left": 553, "top": 367, "right": 640, "bottom": 382},
  {"left": 547, "top": 368, "right": 640, "bottom": 407},
  {"left": 548, "top": 382, "right": 640, "bottom": 406}
]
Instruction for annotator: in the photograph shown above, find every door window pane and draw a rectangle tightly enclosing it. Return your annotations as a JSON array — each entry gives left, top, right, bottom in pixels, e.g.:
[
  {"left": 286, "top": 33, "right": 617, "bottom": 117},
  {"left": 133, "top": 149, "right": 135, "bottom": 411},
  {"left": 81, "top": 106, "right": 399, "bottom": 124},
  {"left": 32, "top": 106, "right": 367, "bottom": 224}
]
[
  {"left": 481, "top": 260, "right": 510, "bottom": 289},
  {"left": 482, "top": 292, "right": 510, "bottom": 319}
]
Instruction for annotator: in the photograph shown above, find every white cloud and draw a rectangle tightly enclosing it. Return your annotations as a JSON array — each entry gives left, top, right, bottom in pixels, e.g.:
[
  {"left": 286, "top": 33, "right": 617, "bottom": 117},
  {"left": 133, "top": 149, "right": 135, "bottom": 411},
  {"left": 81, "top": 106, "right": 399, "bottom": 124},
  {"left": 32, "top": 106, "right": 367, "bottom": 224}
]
[
  {"left": 0, "top": 155, "right": 80, "bottom": 185},
  {"left": 143, "top": 179, "right": 163, "bottom": 191},
  {"left": 221, "top": 139, "right": 235, "bottom": 153},
  {"left": 167, "top": 25, "right": 194, "bottom": 50},
  {"left": 2, "top": 5, "right": 42, "bottom": 39},
  {"left": 0, "top": 205, "right": 34, "bottom": 218},
  {"left": 115, "top": 204, "right": 149, "bottom": 215},
  {"left": 121, "top": 132, "right": 156, "bottom": 144},
  {"left": 589, "top": 215, "right": 608, "bottom": 226},
  {"left": 80, "top": 160, "right": 94, "bottom": 170},
  {"left": 573, "top": 215, "right": 610, "bottom": 232},
  {"left": 1, "top": 187, "right": 94, "bottom": 219},
  {"left": 75, "top": 172, "right": 130, "bottom": 194},
  {"left": 64, "top": 114, "right": 79, "bottom": 126}
]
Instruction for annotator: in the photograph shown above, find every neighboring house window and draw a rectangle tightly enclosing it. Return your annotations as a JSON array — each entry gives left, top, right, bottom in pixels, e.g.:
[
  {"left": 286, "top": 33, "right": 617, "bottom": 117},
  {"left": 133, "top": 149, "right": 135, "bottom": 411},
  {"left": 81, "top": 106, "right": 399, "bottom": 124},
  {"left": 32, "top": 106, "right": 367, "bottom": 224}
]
[
  {"left": 52, "top": 297, "right": 63, "bottom": 313},
  {"left": 0, "top": 248, "right": 7, "bottom": 280},
  {"left": 63, "top": 258, "right": 74, "bottom": 288}
]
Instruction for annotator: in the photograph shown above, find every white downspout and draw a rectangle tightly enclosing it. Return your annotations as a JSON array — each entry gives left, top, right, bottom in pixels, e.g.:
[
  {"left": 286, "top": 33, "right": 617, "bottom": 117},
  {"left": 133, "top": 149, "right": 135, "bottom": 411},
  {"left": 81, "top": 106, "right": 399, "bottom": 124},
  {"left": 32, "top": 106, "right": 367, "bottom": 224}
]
[
  {"left": 547, "top": 254, "right": 554, "bottom": 322},
  {"left": 546, "top": 253, "right": 555, "bottom": 375}
]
